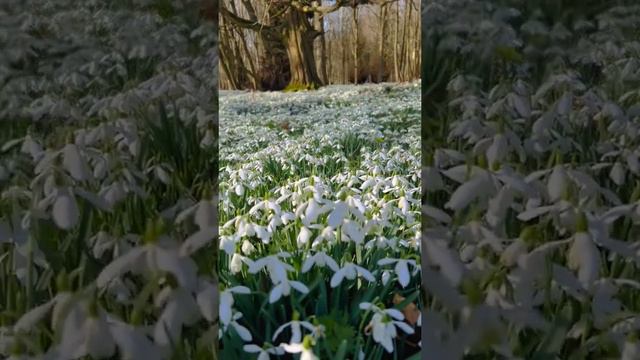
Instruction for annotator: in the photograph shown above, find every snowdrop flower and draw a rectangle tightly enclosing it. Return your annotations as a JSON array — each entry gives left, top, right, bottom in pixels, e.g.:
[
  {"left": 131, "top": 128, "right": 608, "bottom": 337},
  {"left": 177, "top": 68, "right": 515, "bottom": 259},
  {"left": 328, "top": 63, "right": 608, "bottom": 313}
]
[
  {"left": 381, "top": 270, "right": 392, "bottom": 285},
  {"left": 297, "top": 226, "right": 313, "bottom": 246},
  {"left": 424, "top": 239, "right": 464, "bottom": 286},
  {"left": 194, "top": 199, "right": 216, "bottom": 229},
  {"left": 109, "top": 320, "right": 164, "bottom": 360},
  {"left": 229, "top": 253, "right": 247, "bottom": 274},
  {"left": 180, "top": 226, "right": 217, "bottom": 256},
  {"left": 269, "top": 278, "right": 309, "bottom": 303},
  {"left": 96, "top": 240, "right": 198, "bottom": 292},
  {"left": 340, "top": 220, "right": 365, "bottom": 243},
  {"left": 327, "top": 200, "right": 348, "bottom": 227},
  {"left": 377, "top": 258, "right": 417, "bottom": 288},
  {"left": 330, "top": 262, "right": 375, "bottom": 287},
  {"left": 214, "top": 286, "right": 250, "bottom": 326},
  {"left": 219, "top": 234, "right": 240, "bottom": 255},
  {"left": 486, "top": 133, "right": 508, "bottom": 168},
  {"left": 547, "top": 164, "right": 568, "bottom": 202},
  {"left": 360, "top": 302, "right": 414, "bottom": 353},
  {"left": 62, "top": 143, "right": 91, "bottom": 182},
  {"left": 241, "top": 240, "right": 256, "bottom": 255},
  {"left": 272, "top": 312, "right": 315, "bottom": 343},
  {"left": 568, "top": 214, "right": 601, "bottom": 289},
  {"left": 300, "top": 251, "right": 339, "bottom": 273},
  {"left": 312, "top": 226, "right": 336, "bottom": 246},
  {"left": 243, "top": 344, "right": 285, "bottom": 360},
  {"left": 279, "top": 335, "right": 318, "bottom": 360},
  {"left": 58, "top": 300, "right": 116, "bottom": 359},
  {"left": 153, "top": 284, "right": 201, "bottom": 349},
  {"left": 12, "top": 289, "right": 73, "bottom": 334},
  {"left": 248, "top": 253, "right": 294, "bottom": 285},
  {"left": 51, "top": 188, "right": 79, "bottom": 230},
  {"left": 445, "top": 173, "right": 495, "bottom": 210},
  {"left": 221, "top": 311, "right": 252, "bottom": 342},
  {"left": 609, "top": 162, "right": 626, "bottom": 186}
]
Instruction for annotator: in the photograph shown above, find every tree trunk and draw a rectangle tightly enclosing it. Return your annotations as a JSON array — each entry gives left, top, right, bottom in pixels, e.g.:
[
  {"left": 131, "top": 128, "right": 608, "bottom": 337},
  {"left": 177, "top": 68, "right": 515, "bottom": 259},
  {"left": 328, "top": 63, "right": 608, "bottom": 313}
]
[
  {"left": 400, "top": 0, "right": 410, "bottom": 80},
  {"left": 282, "top": 10, "right": 322, "bottom": 89},
  {"left": 413, "top": 0, "right": 420, "bottom": 78},
  {"left": 342, "top": 11, "right": 348, "bottom": 84},
  {"left": 352, "top": 7, "right": 359, "bottom": 84},
  {"left": 393, "top": 1, "right": 400, "bottom": 82},
  {"left": 378, "top": 4, "right": 387, "bottom": 82},
  {"left": 327, "top": 34, "right": 332, "bottom": 85},
  {"left": 313, "top": 7, "right": 329, "bottom": 85},
  {"left": 236, "top": 0, "right": 290, "bottom": 90}
]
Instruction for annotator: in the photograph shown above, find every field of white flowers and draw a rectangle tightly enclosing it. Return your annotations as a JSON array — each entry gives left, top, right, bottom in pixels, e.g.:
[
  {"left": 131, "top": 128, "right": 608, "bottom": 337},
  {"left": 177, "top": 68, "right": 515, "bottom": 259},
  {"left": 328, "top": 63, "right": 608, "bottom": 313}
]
[
  {"left": 0, "top": 1, "right": 219, "bottom": 359},
  {"left": 219, "top": 82, "right": 422, "bottom": 359},
  {"left": 423, "top": 1, "right": 640, "bottom": 359}
]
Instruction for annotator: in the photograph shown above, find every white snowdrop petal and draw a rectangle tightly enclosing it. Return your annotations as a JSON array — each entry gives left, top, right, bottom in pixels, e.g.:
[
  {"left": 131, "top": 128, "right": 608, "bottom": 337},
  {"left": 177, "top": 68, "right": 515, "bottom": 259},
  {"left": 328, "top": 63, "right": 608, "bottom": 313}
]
[
  {"left": 243, "top": 344, "right": 262, "bottom": 353},
  {"left": 269, "top": 284, "right": 284, "bottom": 303},
  {"left": 568, "top": 232, "right": 601, "bottom": 289},
  {"left": 62, "top": 143, "right": 90, "bottom": 181},
  {"left": 290, "top": 281, "right": 310, "bottom": 294},
  {"left": 547, "top": 165, "right": 567, "bottom": 202},
  {"left": 330, "top": 270, "right": 345, "bottom": 288},
  {"left": 395, "top": 260, "right": 411, "bottom": 287},
  {"left": 394, "top": 320, "right": 415, "bottom": 334},
  {"left": 86, "top": 317, "right": 116, "bottom": 358},
  {"left": 297, "top": 226, "right": 312, "bottom": 246},
  {"left": 445, "top": 175, "right": 490, "bottom": 210},
  {"left": 327, "top": 201, "right": 348, "bottom": 228},
  {"left": 14, "top": 298, "right": 57, "bottom": 332},
  {"left": 52, "top": 191, "right": 79, "bottom": 230},
  {"left": 425, "top": 240, "right": 464, "bottom": 286},
  {"left": 423, "top": 204, "right": 452, "bottom": 223},
  {"left": 486, "top": 134, "right": 508, "bottom": 167},
  {"left": 232, "top": 322, "right": 253, "bottom": 342},
  {"left": 197, "top": 285, "right": 218, "bottom": 322},
  {"left": 609, "top": 162, "right": 625, "bottom": 186},
  {"left": 386, "top": 309, "right": 404, "bottom": 320},
  {"left": 180, "top": 227, "right": 217, "bottom": 256},
  {"left": 280, "top": 343, "right": 303, "bottom": 353}
]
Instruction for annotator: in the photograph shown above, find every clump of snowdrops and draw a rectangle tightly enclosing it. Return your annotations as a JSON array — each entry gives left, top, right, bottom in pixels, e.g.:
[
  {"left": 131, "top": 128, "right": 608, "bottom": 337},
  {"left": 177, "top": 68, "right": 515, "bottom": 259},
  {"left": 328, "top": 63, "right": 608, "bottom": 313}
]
[
  {"left": 0, "top": 1, "right": 219, "bottom": 359},
  {"left": 219, "top": 82, "right": 422, "bottom": 359},
  {"left": 423, "top": 1, "right": 640, "bottom": 359}
]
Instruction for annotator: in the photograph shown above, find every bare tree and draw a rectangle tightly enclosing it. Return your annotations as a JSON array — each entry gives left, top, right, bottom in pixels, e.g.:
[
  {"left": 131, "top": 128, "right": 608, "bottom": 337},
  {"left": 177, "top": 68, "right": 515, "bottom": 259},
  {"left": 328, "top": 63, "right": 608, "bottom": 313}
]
[{"left": 219, "top": 0, "right": 420, "bottom": 90}]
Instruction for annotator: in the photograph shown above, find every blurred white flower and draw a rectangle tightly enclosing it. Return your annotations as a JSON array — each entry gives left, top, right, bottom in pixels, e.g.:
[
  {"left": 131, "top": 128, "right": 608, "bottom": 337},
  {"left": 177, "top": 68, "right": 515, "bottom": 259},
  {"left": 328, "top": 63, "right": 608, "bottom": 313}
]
[
  {"left": 243, "top": 344, "right": 285, "bottom": 360},
  {"left": 568, "top": 231, "right": 601, "bottom": 289},
  {"left": 52, "top": 188, "right": 79, "bottom": 230}
]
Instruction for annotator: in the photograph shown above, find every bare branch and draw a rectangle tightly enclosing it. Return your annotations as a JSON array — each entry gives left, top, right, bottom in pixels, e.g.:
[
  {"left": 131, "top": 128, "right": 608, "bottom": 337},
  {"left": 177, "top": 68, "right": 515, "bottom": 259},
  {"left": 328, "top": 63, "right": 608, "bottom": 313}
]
[
  {"left": 302, "top": 0, "right": 397, "bottom": 18},
  {"left": 219, "top": 3, "right": 272, "bottom": 31}
]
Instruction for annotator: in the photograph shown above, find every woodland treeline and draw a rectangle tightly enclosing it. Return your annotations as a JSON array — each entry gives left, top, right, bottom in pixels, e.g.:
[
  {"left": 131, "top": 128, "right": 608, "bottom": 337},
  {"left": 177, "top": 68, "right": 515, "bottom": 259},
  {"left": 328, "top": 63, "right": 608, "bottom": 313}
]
[{"left": 219, "top": 0, "right": 420, "bottom": 91}]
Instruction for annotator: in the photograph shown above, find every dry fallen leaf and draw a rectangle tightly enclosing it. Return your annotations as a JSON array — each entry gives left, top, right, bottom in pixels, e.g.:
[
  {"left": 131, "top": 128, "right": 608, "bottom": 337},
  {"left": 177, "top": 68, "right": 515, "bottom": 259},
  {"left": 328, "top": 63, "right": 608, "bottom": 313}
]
[{"left": 393, "top": 293, "right": 420, "bottom": 326}]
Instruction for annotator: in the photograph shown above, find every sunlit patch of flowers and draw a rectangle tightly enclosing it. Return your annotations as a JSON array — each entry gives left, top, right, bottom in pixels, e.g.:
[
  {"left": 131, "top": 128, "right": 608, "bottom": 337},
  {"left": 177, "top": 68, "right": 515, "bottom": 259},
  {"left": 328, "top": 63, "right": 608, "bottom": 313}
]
[
  {"left": 0, "top": 1, "right": 218, "bottom": 359},
  {"left": 424, "top": 1, "right": 640, "bottom": 359},
  {"left": 219, "top": 82, "right": 422, "bottom": 359}
]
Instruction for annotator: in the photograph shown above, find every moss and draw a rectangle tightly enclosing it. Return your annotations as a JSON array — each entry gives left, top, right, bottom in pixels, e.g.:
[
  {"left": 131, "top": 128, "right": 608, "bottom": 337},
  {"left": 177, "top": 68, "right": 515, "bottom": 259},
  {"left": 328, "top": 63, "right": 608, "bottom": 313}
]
[{"left": 283, "top": 82, "right": 320, "bottom": 92}]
